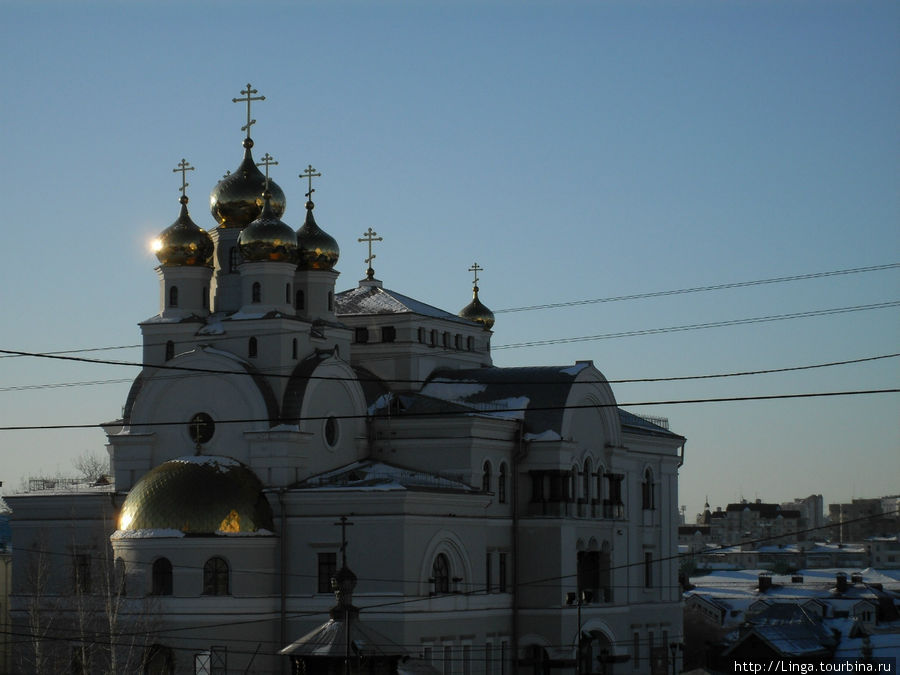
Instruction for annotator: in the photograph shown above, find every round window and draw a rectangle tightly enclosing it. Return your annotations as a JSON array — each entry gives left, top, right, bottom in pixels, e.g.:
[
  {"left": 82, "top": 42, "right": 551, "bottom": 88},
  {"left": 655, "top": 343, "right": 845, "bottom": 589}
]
[
  {"left": 324, "top": 416, "right": 339, "bottom": 447},
  {"left": 188, "top": 412, "right": 215, "bottom": 445}
]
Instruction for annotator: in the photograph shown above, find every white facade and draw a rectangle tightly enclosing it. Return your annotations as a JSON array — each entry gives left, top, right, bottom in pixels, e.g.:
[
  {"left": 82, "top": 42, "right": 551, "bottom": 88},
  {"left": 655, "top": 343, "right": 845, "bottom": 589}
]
[{"left": 8, "top": 121, "right": 685, "bottom": 675}]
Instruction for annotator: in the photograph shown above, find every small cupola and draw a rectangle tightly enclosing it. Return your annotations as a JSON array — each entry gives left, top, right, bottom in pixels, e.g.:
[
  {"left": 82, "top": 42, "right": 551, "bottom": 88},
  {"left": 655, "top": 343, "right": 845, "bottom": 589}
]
[
  {"left": 458, "top": 262, "right": 495, "bottom": 330},
  {"left": 153, "top": 160, "right": 214, "bottom": 319},
  {"left": 295, "top": 165, "right": 339, "bottom": 270}
]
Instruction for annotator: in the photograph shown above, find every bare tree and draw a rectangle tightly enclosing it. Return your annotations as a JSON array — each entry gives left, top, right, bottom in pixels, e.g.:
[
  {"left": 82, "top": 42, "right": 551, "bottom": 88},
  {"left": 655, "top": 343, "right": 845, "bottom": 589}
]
[{"left": 74, "top": 450, "right": 110, "bottom": 484}]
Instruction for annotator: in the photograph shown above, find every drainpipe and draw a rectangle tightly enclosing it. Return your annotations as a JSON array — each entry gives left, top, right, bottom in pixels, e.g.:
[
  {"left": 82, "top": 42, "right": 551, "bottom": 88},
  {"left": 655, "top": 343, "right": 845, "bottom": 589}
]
[
  {"left": 512, "top": 420, "right": 527, "bottom": 674},
  {"left": 279, "top": 488, "right": 288, "bottom": 675}
]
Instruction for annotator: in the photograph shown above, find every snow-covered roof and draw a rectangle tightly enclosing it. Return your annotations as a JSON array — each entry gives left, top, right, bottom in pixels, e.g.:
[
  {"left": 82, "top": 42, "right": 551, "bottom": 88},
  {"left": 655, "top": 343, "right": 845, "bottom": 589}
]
[
  {"left": 295, "top": 460, "right": 476, "bottom": 493},
  {"left": 335, "top": 284, "right": 472, "bottom": 325}
]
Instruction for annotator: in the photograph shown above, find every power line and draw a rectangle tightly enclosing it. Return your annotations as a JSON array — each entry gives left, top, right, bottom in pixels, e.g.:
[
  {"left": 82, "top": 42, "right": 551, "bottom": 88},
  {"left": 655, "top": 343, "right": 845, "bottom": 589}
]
[
  {"left": 494, "top": 262, "right": 900, "bottom": 314},
  {"left": 1, "top": 349, "right": 897, "bottom": 393},
  {"left": 0, "top": 387, "right": 896, "bottom": 432},
  {"left": 493, "top": 300, "right": 900, "bottom": 350}
]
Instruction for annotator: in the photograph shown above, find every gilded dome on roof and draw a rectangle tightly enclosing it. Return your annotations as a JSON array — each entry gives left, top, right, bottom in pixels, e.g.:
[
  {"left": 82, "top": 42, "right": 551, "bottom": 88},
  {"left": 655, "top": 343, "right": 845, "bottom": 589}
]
[
  {"left": 210, "top": 139, "right": 286, "bottom": 229},
  {"left": 153, "top": 196, "right": 214, "bottom": 267},
  {"left": 117, "top": 456, "right": 274, "bottom": 534},
  {"left": 296, "top": 201, "right": 340, "bottom": 270},
  {"left": 238, "top": 191, "right": 298, "bottom": 263},
  {"left": 459, "top": 285, "right": 495, "bottom": 330}
]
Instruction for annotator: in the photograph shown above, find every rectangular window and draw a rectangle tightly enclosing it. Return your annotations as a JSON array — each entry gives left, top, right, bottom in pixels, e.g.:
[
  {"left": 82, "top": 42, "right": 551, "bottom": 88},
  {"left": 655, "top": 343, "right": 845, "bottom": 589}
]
[
  {"left": 499, "top": 553, "right": 507, "bottom": 593},
  {"left": 354, "top": 327, "right": 369, "bottom": 344},
  {"left": 633, "top": 632, "right": 640, "bottom": 669},
  {"left": 418, "top": 327, "right": 426, "bottom": 343},
  {"left": 382, "top": 326, "right": 396, "bottom": 343},
  {"left": 644, "top": 552, "right": 653, "bottom": 588},
  {"left": 443, "top": 645, "right": 452, "bottom": 675},
  {"left": 462, "top": 645, "right": 471, "bottom": 675},
  {"left": 73, "top": 553, "right": 91, "bottom": 594},
  {"left": 317, "top": 552, "right": 337, "bottom": 593},
  {"left": 486, "top": 551, "right": 492, "bottom": 593}
]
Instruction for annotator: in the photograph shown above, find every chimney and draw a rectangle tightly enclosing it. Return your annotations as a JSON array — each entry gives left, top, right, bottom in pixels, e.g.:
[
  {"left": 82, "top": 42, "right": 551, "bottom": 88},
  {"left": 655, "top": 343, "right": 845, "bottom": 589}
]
[
  {"left": 758, "top": 573, "right": 772, "bottom": 592},
  {"left": 851, "top": 573, "right": 863, "bottom": 585},
  {"left": 835, "top": 573, "right": 848, "bottom": 594}
]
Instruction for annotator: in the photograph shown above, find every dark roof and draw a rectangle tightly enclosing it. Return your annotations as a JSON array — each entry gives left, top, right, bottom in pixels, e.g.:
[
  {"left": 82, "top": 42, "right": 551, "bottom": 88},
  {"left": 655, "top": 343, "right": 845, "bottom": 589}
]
[{"left": 421, "top": 365, "right": 584, "bottom": 435}]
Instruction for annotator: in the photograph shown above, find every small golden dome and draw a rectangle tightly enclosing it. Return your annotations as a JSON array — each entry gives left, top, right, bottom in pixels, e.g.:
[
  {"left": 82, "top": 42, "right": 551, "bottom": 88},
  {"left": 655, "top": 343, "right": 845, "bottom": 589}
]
[
  {"left": 117, "top": 456, "right": 274, "bottom": 534},
  {"left": 210, "top": 139, "right": 286, "bottom": 229},
  {"left": 238, "top": 192, "right": 298, "bottom": 262},
  {"left": 296, "top": 201, "right": 340, "bottom": 270},
  {"left": 459, "top": 285, "right": 495, "bottom": 330},
  {"left": 153, "top": 196, "right": 214, "bottom": 267}
]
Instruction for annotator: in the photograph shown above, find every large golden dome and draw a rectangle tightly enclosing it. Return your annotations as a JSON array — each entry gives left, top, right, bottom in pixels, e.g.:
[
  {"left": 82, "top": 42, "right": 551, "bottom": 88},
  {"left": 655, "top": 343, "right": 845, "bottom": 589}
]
[
  {"left": 118, "top": 456, "right": 274, "bottom": 534},
  {"left": 459, "top": 286, "right": 495, "bottom": 330},
  {"left": 238, "top": 192, "right": 298, "bottom": 263},
  {"left": 153, "top": 196, "right": 214, "bottom": 267},
  {"left": 210, "top": 139, "right": 286, "bottom": 229},
  {"left": 296, "top": 201, "right": 340, "bottom": 270}
]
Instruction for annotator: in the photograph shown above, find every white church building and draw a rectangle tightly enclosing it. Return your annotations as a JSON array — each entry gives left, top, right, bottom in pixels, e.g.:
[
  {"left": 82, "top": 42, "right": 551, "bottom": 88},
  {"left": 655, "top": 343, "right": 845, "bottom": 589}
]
[{"left": 8, "top": 86, "right": 685, "bottom": 675}]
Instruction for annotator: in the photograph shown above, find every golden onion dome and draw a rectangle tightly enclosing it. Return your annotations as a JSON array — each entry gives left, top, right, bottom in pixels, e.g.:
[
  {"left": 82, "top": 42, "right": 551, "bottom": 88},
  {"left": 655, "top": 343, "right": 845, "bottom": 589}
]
[
  {"left": 117, "top": 456, "right": 274, "bottom": 534},
  {"left": 153, "top": 196, "right": 214, "bottom": 267},
  {"left": 210, "top": 138, "right": 286, "bottom": 229},
  {"left": 238, "top": 191, "right": 298, "bottom": 263},
  {"left": 296, "top": 201, "right": 340, "bottom": 270},
  {"left": 459, "top": 285, "right": 495, "bottom": 330}
]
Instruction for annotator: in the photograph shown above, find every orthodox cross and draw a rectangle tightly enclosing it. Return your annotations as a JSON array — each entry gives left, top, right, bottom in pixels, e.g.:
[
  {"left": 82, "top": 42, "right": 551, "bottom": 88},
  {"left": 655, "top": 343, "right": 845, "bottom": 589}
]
[
  {"left": 299, "top": 164, "right": 322, "bottom": 201},
  {"left": 333, "top": 515, "right": 354, "bottom": 567},
  {"left": 256, "top": 152, "right": 277, "bottom": 190},
  {"left": 173, "top": 159, "right": 194, "bottom": 198},
  {"left": 358, "top": 228, "right": 383, "bottom": 278},
  {"left": 232, "top": 83, "right": 265, "bottom": 138},
  {"left": 468, "top": 262, "right": 483, "bottom": 287}
]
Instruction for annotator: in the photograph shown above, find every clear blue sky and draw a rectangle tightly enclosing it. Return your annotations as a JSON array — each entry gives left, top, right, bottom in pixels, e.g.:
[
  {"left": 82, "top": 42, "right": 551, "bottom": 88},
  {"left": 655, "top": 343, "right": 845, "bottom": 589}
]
[{"left": 1, "top": 0, "right": 898, "bottom": 521}]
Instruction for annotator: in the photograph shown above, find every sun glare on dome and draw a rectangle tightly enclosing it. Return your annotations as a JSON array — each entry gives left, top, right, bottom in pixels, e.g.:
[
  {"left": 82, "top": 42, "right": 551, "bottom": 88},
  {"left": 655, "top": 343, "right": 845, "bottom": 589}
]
[{"left": 151, "top": 238, "right": 163, "bottom": 253}]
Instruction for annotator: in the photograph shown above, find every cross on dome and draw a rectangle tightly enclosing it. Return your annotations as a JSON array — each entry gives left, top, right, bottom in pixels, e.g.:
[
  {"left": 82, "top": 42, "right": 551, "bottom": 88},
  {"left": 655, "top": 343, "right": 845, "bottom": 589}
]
[
  {"left": 468, "top": 262, "right": 483, "bottom": 287},
  {"left": 300, "top": 164, "right": 321, "bottom": 202},
  {"left": 232, "top": 83, "right": 265, "bottom": 139},
  {"left": 173, "top": 159, "right": 194, "bottom": 200},
  {"left": 333, "top": 515, "right": 354, "bottom": 567},
  {"left": 256, "top": 153, "right": 278, "bottom": 190},
  {"left": 358, "top": 227, "right": 384, "bottom": 280}
]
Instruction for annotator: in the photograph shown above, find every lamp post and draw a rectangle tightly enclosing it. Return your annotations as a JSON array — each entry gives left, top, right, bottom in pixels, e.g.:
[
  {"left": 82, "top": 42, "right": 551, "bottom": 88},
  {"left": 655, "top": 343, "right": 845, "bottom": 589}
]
[
  {"left": 669, "top": 642, "right": 683, "bottom": 675},
  {"left": 565, "top": 590, "right": 593, "bottom": 674}
]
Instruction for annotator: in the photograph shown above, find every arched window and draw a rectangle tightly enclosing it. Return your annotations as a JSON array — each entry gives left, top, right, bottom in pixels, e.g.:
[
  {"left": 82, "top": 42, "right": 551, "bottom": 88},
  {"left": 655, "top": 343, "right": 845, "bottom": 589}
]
[
  {"left": 327, "top": 291, "right": 334, "bottom": 312},
  {"left": 164, "top": 340, "right": 174, "bottom": 362},
  {"left": 295, "top": 289, "right": 305, "bottom": 311},
  {"left": 291, "top": 338, "right": 297, "bottom": 359},
  {"left": 151, "top": 558, "right": 173, "bottom": 596},
  {"left": 228, "top": 247, "right": 239, "bottom": 272},
  {"left": 115, "top": 557, "right": 127, "bottom": 595},
  {"left": 583, "top": 459, "right": 592, "bottom": 502},
  {"left": 466, "top": 336, "right": 474, "bottom": 351},
  {"left": 202, "top": 556, "right": 229, "bottom": 595},
  {"left": 570, "top": 466, "right": 578, "bottom": 502},
  {"left": 642, "top": 468, "right": 655, "bottom": 510},
  {"left": 482, "top": 461, "right": 492, "bottom": 493},
  {"left": 285, "top": 283, "right": 291, "bottom": 304},
  {"left": 596, "top": 465, "right": 604, "bottom": 504},
  {"left": 168, "top": 285, "right": 178, "bottom": 307},
  {"left": 248, "top": 336, "right": 258, "bottom": 358},
  {"left": 431, "top": 553, "right": 450, "bottom": 595},
  {"left": 498, "top": 463, "right": 507, "bottom": 504},
  {"left": 418, "top": 327, "right": 426, "bottom": 343},
  {"left": 251, "top": 282, "right": 261, "bottom": 303}
]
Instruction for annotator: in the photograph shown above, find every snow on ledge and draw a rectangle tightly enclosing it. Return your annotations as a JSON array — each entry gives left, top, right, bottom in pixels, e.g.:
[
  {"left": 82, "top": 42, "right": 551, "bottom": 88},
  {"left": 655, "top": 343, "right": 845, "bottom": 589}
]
[{"left": 111, "top": 528, "right": 185, "bottom": 540}]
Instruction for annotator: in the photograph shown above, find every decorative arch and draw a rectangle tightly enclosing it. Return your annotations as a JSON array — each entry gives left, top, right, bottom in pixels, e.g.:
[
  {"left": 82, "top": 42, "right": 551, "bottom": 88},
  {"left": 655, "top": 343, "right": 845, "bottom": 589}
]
[
  {"left": 481, "top": 460, "right": 492, "bottom": 493},
  {"left": 151, "top": 557, "right": 173, "bottom": 596},
  {"left": 419, "top": 530, "right": 473, "bottom": 597},
  {"left": 642, "top": 464, "right": 656, "bottom": 510},
  {"left": 560, "top": 366, "right": 622, "bottom": 449}
]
